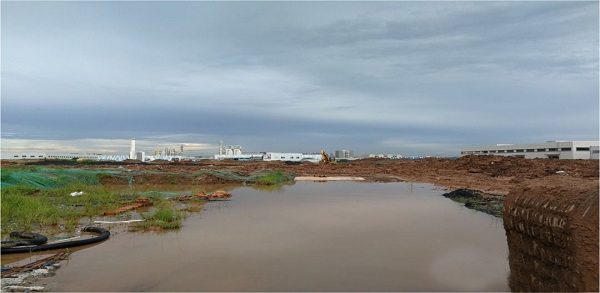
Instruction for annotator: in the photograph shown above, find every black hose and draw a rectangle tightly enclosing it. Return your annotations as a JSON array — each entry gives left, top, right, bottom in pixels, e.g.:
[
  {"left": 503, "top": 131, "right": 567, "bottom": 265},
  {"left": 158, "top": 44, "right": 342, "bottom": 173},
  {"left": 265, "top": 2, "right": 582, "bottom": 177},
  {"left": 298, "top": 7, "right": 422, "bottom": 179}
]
[
  {"left": 1, "top": 232, "right": 48, "bottom": 248},
  {"left": 1, "top": 226, "right": 110, "bottom": 254}
]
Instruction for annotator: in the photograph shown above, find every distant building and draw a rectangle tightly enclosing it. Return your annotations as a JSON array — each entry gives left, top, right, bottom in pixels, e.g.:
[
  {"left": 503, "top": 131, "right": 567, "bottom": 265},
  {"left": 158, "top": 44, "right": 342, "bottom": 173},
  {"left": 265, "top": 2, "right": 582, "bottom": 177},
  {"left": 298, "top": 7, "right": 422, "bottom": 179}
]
[
  {"left": 97, "top": 154, "right": 129, "bottom": 161},
  {"left": 214, "top": 144, "right": 263, "bottom": 160},
  {"left": 368, "top": 154, "right": 406, "bottom": 159},
  {"left": 460, "top": 141, "right": 600, "bottom": 159},
  {"left": 590, "top": 146, "right": 599, "bottom": 160},
  {"left": 129, "top": 138, "right": 136, "bottom": 160},
  {"left": 1, "top": 153, "right": 101, "bottom": 160},
  {"left": 335, "top": 150, "right": 354, "bottom": 158},
  {"left": 263, "top": 152, "right": 321, "bottom": 163},
  {"left": 1, "top": 153, "right": 47, "bottom": 160}
]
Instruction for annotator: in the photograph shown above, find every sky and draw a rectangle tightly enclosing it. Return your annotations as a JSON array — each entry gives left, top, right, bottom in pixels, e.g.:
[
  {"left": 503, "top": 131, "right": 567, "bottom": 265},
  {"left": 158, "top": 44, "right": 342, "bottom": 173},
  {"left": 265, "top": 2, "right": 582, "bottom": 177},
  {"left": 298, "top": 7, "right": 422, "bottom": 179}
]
[{"left": 1, "top": 1, "right": 598, "bottom": 157}]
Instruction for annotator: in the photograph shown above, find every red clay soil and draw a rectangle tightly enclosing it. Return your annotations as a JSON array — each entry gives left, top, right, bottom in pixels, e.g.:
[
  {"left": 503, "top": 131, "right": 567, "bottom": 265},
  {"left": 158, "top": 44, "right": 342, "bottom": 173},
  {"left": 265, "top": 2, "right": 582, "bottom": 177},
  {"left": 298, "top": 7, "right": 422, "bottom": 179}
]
[{"left": 504, "top": 176, "right": 599, "bottom": 292}]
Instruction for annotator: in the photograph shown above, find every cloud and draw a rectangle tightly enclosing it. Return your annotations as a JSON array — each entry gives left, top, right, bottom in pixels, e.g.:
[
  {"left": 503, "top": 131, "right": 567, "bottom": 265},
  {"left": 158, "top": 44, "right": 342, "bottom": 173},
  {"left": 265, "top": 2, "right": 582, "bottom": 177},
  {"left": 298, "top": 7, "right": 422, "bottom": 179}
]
[{"left": 1, "top": 1, "right": 597, "bottom": 156}]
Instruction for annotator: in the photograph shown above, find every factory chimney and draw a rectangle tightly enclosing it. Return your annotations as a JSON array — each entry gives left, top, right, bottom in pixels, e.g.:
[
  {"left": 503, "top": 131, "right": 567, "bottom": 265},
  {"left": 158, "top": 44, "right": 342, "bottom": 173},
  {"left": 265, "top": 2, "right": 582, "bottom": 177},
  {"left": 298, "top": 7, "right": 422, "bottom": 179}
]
[{"left": 129, "top": 138, "right": 136, "bottom": 160}]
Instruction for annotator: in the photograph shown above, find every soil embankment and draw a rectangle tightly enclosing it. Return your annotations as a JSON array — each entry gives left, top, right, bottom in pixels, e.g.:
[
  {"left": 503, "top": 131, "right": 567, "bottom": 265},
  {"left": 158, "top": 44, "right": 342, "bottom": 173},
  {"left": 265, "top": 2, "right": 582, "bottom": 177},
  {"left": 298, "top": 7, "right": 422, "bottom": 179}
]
[{"left": 503, "top": 176, "right": 599, "bottom": 292}]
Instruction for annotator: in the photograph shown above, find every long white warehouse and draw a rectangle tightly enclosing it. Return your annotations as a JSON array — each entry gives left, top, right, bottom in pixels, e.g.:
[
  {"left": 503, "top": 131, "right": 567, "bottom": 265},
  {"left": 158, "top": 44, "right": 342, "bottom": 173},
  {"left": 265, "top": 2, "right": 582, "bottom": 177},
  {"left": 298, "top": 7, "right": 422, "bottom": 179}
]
[
  {"left": 460, "top": 141, "right": 599, "bottom": 159},
  {"left": 263, "top": 152, "right": 321, "bottom": 163},
  {"left": 1, "top": 153, "right": 102, "bottom": 160}
]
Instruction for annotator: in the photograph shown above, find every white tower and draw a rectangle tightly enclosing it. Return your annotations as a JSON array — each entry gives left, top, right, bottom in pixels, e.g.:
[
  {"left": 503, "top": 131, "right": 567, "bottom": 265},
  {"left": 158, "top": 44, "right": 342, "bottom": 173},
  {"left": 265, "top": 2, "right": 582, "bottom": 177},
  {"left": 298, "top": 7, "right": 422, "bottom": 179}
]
[{"left": 129, "top": 138, "right": 136, "bottom": 160}]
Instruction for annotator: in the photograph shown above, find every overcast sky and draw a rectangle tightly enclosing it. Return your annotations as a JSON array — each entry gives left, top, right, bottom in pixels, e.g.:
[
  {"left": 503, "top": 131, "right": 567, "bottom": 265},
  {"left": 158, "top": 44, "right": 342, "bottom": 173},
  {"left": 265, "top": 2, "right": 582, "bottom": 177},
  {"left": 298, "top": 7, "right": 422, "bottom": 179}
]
[{"left": 2, "top": 1, "right": 598, "bottom": 157}]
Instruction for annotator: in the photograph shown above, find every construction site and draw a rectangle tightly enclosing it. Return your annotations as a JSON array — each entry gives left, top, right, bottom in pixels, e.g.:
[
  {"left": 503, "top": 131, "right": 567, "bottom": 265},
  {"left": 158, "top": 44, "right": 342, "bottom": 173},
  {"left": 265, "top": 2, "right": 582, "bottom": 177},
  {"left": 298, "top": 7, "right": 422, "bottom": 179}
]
[{"left": 1, "top": 154, "right": 598, "bottom": 292}]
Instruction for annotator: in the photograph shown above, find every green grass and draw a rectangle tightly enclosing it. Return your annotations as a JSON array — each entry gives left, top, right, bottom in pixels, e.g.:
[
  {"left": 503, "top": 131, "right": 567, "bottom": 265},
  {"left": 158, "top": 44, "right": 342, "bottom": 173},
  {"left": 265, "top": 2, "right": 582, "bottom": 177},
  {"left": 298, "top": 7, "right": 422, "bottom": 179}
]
[
  {"left": 1, "top": 184, "right": 124, "bottom": 236},
  {"left": 131, "top": 201, "right": 185, "bottom": 231},
  {"left": 253, "top": 170, "right": 294, "bottom": 185},
  {"left": 0, "top": 166, "right": 216, "bottom": 237}
]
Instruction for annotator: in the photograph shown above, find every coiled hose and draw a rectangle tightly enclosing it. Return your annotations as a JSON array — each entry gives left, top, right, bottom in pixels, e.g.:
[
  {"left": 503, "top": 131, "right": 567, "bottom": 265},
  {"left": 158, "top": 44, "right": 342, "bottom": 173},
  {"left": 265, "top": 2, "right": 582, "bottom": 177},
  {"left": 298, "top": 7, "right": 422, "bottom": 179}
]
[{"left": 1, "top": 226, "right": 110, "bottom": 254}]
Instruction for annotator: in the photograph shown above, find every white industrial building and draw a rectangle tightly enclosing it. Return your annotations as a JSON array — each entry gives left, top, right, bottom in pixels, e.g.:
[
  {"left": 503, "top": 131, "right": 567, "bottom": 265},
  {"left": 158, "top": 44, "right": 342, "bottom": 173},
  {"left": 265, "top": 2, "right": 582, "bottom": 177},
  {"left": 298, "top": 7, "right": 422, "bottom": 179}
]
[
  {"left": 212, "top": 141, "right": 322, "bottom": 162},
  {"left": 460, "top": 141, "right": 599, "bottom": 159},
  {"left": 1, "top": 153, "right": 101, "bottom": 160},
  {"left": 263, "top": 152, "right": 321, "bottom": 163},
  {"left": 213, "top": 143, "right": 263, "bottom": 160},
  {"left": 335, "top": 150, "right": 354, "bottom": 159},
  {"left": 592, "top": 146, "right": 600, "bottom": 160},
  {"left": 368, "top": 154, "right": 405, "bottom": 159}
]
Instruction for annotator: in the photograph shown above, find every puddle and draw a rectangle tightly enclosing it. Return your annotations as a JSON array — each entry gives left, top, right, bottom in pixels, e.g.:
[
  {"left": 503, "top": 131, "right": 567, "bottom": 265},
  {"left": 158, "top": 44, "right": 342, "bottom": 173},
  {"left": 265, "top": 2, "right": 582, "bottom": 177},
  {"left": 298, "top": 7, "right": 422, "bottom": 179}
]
[{"left": 40, "top": 182, "right": 509, "bottom": 291}]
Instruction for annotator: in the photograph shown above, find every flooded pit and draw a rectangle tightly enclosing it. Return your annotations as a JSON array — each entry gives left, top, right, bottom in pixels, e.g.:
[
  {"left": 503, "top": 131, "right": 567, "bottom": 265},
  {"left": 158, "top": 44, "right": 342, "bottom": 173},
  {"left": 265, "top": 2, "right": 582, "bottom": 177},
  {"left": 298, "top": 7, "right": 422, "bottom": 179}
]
[{"left": 43, "top": 182, "right": 509, "bottom": 291}]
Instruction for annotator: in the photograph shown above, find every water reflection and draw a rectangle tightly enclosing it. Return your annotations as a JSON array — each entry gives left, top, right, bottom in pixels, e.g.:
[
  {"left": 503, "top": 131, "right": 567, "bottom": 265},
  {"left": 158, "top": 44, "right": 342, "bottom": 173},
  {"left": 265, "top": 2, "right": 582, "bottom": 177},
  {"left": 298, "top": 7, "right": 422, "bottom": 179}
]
[{"left": 47, "top": 182, "right": 509, "bottom": 292}]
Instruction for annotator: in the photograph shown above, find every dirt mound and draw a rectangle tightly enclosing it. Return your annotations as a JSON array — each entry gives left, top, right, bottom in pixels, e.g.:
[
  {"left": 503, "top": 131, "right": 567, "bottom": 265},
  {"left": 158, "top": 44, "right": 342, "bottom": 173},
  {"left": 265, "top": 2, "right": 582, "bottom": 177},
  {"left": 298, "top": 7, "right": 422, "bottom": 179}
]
[{"left": 503, "top": 176, "right": 599, "bottom": 292}]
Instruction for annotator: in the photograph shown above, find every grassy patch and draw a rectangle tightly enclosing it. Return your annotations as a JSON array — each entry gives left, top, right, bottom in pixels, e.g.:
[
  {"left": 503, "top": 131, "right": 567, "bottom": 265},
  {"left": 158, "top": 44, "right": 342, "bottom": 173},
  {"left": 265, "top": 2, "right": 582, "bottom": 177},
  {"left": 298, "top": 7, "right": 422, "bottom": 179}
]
[
  {"left": 253, "top": 170, "right": 294, "bottom": 185},
  {"left": 1, "top": 184, "right": 123, "bottom": 236},
  {"left": 0, "top": 166, "right": 231, "bottom": 236},
  {"left": 131, "top": 202, "right": 185, "bottom": 231}
]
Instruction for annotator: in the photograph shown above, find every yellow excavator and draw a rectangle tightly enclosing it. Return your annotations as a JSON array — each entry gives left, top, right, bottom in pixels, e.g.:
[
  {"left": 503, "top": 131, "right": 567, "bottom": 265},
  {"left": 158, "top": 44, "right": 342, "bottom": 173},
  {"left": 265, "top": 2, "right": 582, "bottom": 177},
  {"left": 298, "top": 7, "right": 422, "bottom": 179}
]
[{"left": 321, "top": 150, "right": 336, "bottom": 164}]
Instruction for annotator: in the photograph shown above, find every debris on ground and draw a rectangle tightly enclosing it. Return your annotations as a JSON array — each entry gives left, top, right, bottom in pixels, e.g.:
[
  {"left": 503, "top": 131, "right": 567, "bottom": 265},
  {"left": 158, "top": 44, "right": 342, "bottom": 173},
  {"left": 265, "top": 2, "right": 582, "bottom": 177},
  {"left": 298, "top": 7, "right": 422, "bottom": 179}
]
[
  {"left": 103, "top": 197, "right": 152, "bottom": 216},
  {"left": 171, "top": 190, "right": 232, "bottom": 202},
  {"left": 442, "top": 189, "right": 505, "bottom": 217},
  {"left": 69, "top": 191, "right": 84, "bottom": 197},
  {"left": 197, "top": 190, "right": 232, "bottom": 201},
  {"left": 93, "top": 220, "right": 144, "bottom": 224},
  {"left": 1, "top": 251, "right": 69, "bottom": 292}
]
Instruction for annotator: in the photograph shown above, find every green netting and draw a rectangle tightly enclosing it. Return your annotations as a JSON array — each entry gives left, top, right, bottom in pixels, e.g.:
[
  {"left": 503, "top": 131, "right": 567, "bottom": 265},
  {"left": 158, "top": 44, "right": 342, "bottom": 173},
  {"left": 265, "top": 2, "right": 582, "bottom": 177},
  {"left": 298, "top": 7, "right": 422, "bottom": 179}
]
[
  {"left": 194, "top": 170, "right": 256, "bottom": 181},
  {"left": 194, "top": 169, "right": 294, "bottom": 185},
  {"left": 0, "top": 168, "right": 296, "bottom": 190},
  {"left": 1, "top": 167, "right": 104, "bottom": 189},
  {"left": 139, "top": 190, "right": 192, "bottom": 198}
]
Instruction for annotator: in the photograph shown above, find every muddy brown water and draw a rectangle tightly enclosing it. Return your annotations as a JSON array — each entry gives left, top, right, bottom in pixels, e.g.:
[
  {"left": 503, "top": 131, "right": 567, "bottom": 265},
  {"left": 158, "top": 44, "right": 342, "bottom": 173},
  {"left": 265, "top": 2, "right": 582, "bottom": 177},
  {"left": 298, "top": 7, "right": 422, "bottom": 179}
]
[{"left": 39, "top": 182, "right": 509, "bottom": 291}]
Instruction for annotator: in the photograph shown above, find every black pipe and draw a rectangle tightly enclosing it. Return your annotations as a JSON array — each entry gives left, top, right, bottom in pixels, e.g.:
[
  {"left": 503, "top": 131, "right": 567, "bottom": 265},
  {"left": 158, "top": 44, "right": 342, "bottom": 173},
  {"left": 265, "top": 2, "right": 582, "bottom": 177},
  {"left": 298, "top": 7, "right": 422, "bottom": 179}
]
[
  {"left": 1, "top": 226, "right": 110, "bottom": 254},
  {"left": 1, "top": 232, "right": 48, "bottom": 248}
]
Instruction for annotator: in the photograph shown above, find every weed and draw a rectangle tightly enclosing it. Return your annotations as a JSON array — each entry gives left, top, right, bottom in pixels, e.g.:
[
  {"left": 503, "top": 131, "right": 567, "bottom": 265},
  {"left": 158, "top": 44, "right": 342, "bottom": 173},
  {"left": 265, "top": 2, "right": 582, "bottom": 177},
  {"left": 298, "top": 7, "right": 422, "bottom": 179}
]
[
  {"left": 254, "top": 170, "right": 294, "bottom": 185},
  {"left": 131, "top": 202, "right": 185, "bottom": 231},
  {"left": 1, "top": 184, "right": 124, "bottom": 237}
]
